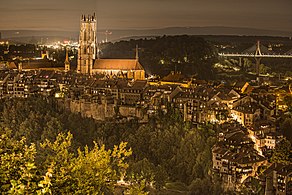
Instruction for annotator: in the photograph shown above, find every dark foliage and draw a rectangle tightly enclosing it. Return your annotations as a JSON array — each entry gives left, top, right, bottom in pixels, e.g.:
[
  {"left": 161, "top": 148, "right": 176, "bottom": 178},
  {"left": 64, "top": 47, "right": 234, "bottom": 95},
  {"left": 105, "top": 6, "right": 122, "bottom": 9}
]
[
  {"left": 0, "top": 97, "right": 222, "bottom": 193},
  {"left": 100, "top": 35, "right": 218, "bottom": 79}
]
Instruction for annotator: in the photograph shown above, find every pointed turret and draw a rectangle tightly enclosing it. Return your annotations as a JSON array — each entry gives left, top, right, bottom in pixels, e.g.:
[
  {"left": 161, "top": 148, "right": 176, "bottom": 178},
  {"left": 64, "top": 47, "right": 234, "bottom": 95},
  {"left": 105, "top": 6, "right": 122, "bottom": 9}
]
[
  {"left": 64, "top": 48, "right": 70, "bottom": 72},
  {"left": 135, "top": 45, "right": 139, "bottom": 60}
]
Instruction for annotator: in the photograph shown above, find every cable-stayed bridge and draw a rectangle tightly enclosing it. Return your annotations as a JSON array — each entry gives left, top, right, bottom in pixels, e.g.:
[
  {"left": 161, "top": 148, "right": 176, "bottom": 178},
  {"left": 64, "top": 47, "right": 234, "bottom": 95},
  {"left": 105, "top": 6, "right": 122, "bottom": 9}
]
[
  {"left": 218, "top": 41, "right": 292, "bottom": 75},
  {"left": 219, "top": 53, "right": 292, "bottom": 58}
]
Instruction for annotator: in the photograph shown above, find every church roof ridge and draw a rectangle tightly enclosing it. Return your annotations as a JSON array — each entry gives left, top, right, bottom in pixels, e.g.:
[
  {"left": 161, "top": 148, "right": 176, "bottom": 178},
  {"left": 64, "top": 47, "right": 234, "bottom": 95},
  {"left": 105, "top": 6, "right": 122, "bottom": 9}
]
[{"left": 93, "top": 59, "right": 144, "bottom": 71}]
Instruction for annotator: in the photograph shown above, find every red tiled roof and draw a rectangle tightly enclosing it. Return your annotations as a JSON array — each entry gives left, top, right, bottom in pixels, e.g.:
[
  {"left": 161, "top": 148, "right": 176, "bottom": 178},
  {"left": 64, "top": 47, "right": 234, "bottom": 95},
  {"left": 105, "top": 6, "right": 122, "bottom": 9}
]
[
  {"left": 93, "top": 59, "right": 144, "bottom": 71},
  {"left": 20, "top": 59, "right": 63, "bottom": 70},
  {"left": 8, "top": 62, "right": 17, "bottom": 69}
]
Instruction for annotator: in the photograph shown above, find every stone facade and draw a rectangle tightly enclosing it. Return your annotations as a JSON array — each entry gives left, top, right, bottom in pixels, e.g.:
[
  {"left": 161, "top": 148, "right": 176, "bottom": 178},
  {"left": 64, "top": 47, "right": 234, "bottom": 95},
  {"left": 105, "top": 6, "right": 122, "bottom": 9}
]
[
  {"left": 77, "top": 14, "right": 97, "bottom": 74},
  {"left": 63, "top": 97, "right": 145, "bottom": 121}
]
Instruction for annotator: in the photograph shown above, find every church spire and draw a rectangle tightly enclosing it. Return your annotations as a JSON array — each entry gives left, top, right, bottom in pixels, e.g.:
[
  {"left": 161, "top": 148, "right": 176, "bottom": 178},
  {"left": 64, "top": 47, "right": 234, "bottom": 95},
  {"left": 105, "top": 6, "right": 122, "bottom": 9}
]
[
  {"left": 65, "top": 48, "right": 69, "bottom": 63},
  {"left": 64, "top": 48, "right": 70, "bottom": 72},
  {"left": 135, "top": 45, "right": 139, "bottom": 60}
]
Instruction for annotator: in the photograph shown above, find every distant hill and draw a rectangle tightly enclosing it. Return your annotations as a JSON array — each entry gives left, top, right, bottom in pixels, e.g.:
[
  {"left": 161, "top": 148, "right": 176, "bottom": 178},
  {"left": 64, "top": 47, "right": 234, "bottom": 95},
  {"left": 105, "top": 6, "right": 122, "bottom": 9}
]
[
  {"left": 1, "top": 26, "right": 291, "bottom": 43},
  {"left": 0, "top": 30, "right": 79, "bottom": 44},
  {"left": 111, "top": 27, "right": 292, "bottom": 42},
  {"left": 0, "top": 30, "right": 78, "bottom": 39}
]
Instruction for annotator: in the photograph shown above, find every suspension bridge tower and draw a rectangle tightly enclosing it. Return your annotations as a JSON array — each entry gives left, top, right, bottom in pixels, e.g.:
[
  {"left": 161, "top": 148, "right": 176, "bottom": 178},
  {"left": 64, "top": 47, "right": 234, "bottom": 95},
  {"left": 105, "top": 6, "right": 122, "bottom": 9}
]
[{"left": 255, "top": 40, "right": 262, "bottom": 76}]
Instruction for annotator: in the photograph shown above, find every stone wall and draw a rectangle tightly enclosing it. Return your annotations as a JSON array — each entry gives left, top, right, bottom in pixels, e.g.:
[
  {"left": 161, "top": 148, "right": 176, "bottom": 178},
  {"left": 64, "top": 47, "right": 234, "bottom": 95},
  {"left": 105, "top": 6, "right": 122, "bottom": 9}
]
[{"left": 62, "top": 98, "right": 145, "bottom": 121}]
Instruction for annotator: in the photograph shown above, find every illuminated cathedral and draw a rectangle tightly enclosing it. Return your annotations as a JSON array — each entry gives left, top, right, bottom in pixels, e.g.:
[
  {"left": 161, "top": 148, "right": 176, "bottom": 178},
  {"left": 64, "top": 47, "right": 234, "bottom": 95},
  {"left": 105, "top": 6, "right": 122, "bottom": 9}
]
[{"left": 77, "top": 13, "right": 145, "bottom": 80}]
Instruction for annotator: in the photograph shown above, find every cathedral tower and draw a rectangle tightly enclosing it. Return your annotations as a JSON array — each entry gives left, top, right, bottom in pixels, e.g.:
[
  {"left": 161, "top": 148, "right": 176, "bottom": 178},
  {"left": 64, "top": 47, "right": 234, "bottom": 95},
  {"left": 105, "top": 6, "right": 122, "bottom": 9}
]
[{"left": 77, "top": 13, "right": 97, "bottom": 74}]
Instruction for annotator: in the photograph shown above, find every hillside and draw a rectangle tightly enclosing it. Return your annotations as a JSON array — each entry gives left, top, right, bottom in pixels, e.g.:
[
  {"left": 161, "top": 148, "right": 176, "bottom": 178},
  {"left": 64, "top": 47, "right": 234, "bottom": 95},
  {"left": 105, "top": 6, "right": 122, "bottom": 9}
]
[
  {"left": 100, "top": 35, "right": 218, "bottom": 79},
  {"left": 1, "top": 26, "right": 291, "bottom": 43}
]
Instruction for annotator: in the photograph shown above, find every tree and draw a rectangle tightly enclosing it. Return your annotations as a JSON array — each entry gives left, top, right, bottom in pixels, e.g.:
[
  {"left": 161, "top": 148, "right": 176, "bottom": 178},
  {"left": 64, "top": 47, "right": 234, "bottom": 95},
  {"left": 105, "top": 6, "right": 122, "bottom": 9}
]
[
  {"left": 40, "top": 132, "right": 132, "bottom": 194},
  {"left": 125, "top": 179, "right": 149, "bottom": 195},
  {"left": 71, "top": 142, "right": 132, "bottom": 193},
  {"left": 38, "top": 132, "right": 75, "bottom": 194},
  {"left": 283, "top": 95, "right": 292, "bottom": 112},
  {"left": 188, "top": 177, "right": 223, "bottom": 195},
  {"left": 188, "top": 178, "right": 212, "bottom": 195},
  {"left": 127, "top": 158, "right": 155, "bottom": 186},
  {"left": 100, "top": 35, "right": 217, "bottom": 79},
  {"left": 243, "top": 58, "right": 253, "bottom": 71},
  {"left": 0, "top": 128, "right": 47, "bottom": 194},
  {"left": 41, "top": 116, "right": 63, "bottom": 142},
  {"left": 0, "top": 97, "right": 220, "bottom": 191},
  {"left": 153, "top": 165, "right": 168, "bottom": 190},
  {"left": 239, "top": 177, "right": 264, "bottom": 195},
  {"left": 0, "top": 127, "right": 134, "bottom": 194},
  {"left": 280, "top": 118, "right": 292, "bottom": 142},
  {"left": 271, "top": 138, "right": 291, "bottom": 165}
]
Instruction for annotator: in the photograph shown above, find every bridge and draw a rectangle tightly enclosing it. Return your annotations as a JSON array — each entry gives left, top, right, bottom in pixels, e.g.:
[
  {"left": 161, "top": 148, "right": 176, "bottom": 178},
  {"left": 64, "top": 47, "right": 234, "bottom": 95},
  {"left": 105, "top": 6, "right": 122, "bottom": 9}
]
[
  {"left": 218, "top": 41, "right": 292, "bottom": 75},
  {"left": 219, "top": 53, "right": 292, "bottom": 58}
]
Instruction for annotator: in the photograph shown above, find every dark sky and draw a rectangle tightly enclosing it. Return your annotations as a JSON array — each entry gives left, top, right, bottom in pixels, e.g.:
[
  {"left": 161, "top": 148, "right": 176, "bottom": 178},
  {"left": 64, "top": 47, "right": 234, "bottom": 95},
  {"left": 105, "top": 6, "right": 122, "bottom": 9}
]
[{"left": 0, "top": 0, "right": 291, "bottom": 31}]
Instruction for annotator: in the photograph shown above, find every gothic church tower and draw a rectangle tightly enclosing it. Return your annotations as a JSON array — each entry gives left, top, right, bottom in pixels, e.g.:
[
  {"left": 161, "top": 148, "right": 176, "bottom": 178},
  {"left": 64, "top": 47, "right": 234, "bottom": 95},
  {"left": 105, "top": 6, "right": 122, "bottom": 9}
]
[{"left": 77, "top": 13, "right": 97, "bottom": 74}]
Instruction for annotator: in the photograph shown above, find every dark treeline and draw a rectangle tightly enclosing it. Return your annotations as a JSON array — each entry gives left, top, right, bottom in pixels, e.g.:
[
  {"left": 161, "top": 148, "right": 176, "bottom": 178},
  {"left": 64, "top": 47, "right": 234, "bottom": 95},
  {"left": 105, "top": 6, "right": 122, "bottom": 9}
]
[
  {"left": 100, "top": 35, "right": 218, "bottom": 80},
  {"left": 0, "top": 97, "right": 224, "bottom": 194}
]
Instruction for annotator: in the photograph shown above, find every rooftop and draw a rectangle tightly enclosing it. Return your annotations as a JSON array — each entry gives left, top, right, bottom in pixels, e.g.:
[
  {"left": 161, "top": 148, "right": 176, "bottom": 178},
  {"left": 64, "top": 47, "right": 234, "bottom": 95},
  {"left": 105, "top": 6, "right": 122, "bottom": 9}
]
[{"left": 93, "top": 59, "right": 144, "bottom": 71}]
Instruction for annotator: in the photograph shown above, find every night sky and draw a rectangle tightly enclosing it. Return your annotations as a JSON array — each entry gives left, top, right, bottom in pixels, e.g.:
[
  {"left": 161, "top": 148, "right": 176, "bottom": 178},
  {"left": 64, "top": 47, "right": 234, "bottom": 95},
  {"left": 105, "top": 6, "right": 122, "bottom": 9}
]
[{"left": 0, "top": 0, "right": 291, "bottom": 32}]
